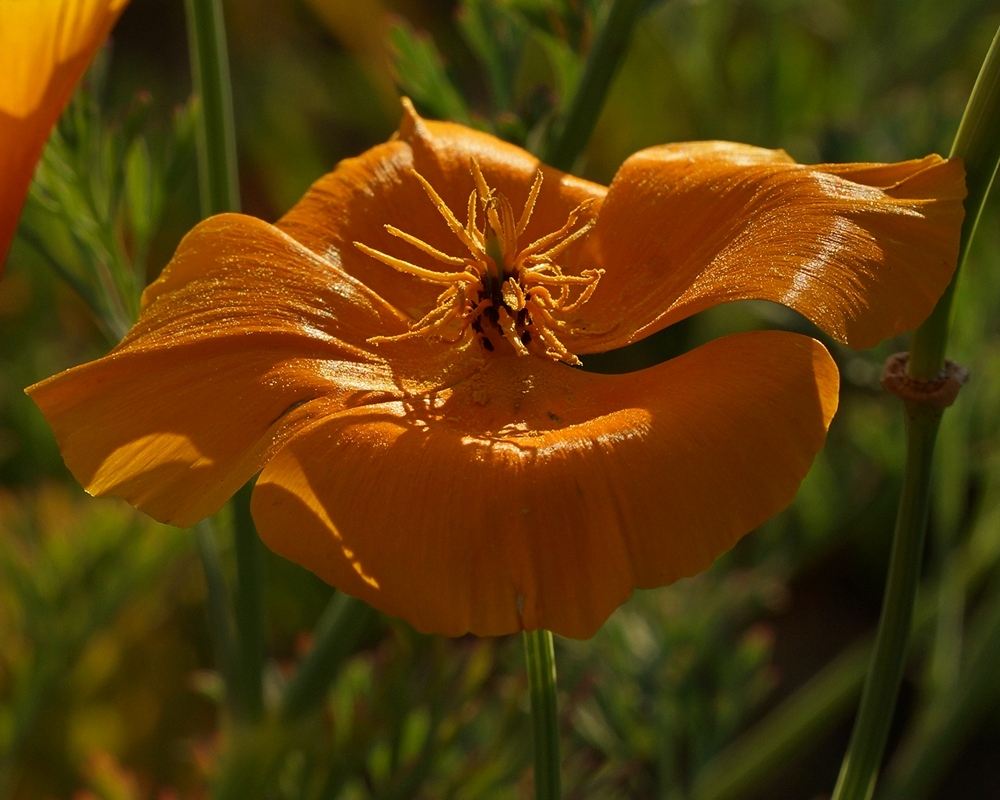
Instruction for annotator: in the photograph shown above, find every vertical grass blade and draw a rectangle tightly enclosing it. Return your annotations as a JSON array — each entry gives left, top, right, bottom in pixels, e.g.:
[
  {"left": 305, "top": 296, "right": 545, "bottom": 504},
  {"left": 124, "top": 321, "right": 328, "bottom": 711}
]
[
  {"left": 831, "top": 22, "right": 1000, "bottom": 800},
  {"left": 524, "top": 629, "right": 561, "bottom": 799},
  {"left": 184, "top": 0, "right": 240, "bottom": 216}
]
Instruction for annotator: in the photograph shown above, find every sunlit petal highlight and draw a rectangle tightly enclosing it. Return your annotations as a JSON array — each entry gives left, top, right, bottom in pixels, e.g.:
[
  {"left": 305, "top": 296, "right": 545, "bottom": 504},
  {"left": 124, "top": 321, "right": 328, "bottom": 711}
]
[{"left": 572, "top": 142, "right": 965, "bottom": 352}]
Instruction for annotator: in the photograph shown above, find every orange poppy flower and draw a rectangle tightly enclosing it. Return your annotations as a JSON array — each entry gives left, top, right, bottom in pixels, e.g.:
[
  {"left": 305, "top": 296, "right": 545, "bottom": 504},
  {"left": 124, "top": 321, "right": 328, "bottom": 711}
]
[
  {"left": 0, "top": 0, "right": 129, "bottom": 271},
  {"left": 27, "top": 101, "right": 965, "bottom": 638}
]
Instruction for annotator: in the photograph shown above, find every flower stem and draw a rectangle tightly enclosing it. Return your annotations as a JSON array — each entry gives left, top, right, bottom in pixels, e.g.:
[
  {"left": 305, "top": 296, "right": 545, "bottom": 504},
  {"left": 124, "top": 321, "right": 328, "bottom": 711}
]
[
  {"left": 831, "top": 22, "right": 1000, "bottom": 800},
  {"left": 692, "top": 501, "right": 1000, "bottom": 800},
  {"left": 522, "top": 7, "right": 646, "bottom": 792},
  {"left": 523, "top": 629, "right": 561, "bottom": 799},
  {"left": 831, "top": 404, "right": 941, "bottom": 800},
  {"left": 233, "top": 481, "right": 264, "bottom": 723},
  {"left": 880, "top": 575, "right": 1000, "bottom": 800},
  {"left": 542, "top": 0, "right": 646, "bottom": 172},
  {"left": 184, "top": 0, "right": 240, "bottom": 216},
  {"left": 184, "top": 0, "right": 259, "bottom": 725},
  {"left": 909, "top": 24, "right": 1000, "bottom": 380}
]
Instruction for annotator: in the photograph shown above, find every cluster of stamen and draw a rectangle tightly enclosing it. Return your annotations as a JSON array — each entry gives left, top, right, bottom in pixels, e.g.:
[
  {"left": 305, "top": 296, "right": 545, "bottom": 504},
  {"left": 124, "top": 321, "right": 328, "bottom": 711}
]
[{"left": 354, "top": 160, "right": 602, "bottom": 365}]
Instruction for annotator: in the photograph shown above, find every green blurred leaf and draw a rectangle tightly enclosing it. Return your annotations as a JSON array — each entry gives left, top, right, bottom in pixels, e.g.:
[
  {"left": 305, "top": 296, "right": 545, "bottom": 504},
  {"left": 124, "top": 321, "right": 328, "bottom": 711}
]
[
  {"left": 125, "top": 138, "right": 155, "bottom": 247},
  {"left": 388, "top": 18, "right": 473, "bottom": 125}
]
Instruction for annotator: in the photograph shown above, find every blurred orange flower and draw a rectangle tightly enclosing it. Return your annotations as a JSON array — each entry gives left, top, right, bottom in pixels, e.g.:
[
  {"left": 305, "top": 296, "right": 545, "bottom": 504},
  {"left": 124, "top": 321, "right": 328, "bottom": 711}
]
[
  {"left": 0, "top": 0, "right": 129, "bottom": 271},
  {"left": 28, "top": 101, "right": 965, "bottom": 638}
]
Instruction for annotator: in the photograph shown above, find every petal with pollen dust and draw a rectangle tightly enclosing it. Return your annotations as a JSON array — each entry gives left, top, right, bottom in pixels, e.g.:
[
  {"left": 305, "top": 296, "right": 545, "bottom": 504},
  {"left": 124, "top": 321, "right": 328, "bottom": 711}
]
[
  {"left": 276, "top": 99, "right": 603, "bottom": 318},
  {"left": 27, "top": 214, "right": 477, "bottom": 526},
  {"left": 572, "top": 141, "right": 965, "bottom": 353},
  {"left": 0, "top": 0, "right": 129, "bottom": 268},
  {"left": 252, "top": 329, "right": 838, "bottom": 640}
]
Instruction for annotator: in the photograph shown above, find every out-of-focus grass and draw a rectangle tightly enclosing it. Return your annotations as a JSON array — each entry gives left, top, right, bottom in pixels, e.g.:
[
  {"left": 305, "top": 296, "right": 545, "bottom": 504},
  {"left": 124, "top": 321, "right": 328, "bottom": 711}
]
[
  {"left": 0, "top": 485, "right": 208, "bottom": 799},
  {"left": 2, "top": 0, "right": 1000, "bottom": 798}
]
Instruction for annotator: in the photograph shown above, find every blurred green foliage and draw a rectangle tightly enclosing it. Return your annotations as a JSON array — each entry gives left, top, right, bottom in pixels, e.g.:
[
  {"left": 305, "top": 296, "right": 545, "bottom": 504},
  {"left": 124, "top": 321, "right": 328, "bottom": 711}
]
[
  {"left": 18, "top": 52, "right": 197, "bottom": 341},
  {"left": 2, "top": 0, "right": 1000, "bottom": 798}
]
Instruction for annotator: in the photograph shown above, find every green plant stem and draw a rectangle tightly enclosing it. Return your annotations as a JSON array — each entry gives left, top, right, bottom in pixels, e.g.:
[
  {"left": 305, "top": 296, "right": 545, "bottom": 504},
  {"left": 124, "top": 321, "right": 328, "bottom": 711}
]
[
  {"left": 831, "top": 406, "right": 941, "bottom": 800},
  {"left": 526, "top": 4, "right": 645, "bottom": 795},
  {"left": 281, "top": 594, "right": 379, "bottom": 722},
  {"left": 689, "top": 490, "right": 1000, "bottom": 800},
  {"left": 233, "top": 482, "right": 264, "bottom": 723},
  {"left": 831, "top": 23, "right": 1000, "bottom": 800},
  {"left": 909, "top": 24, "right": 1000, "bottom": 379},
  {"left": 880, "top": 577, "right": 1000, "bottom": 800},
  {"left": 184, "top": 0, "right": 240, "bottom": 216},
  {"left": 542, "top": 0, "right": 646, "bottom": 171},
  {"left": 523, "top": 629, "right": 561, "bottom": 799},
  {"left": 184, "top": 0, "right": 258, "bottom": 725}
]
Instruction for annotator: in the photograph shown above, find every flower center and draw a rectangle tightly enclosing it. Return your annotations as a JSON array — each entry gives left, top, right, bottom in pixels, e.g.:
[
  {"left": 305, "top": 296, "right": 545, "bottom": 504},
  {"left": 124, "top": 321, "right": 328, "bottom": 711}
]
[{"left": 355, "top": 160, "right": 602, "bottom": 365}]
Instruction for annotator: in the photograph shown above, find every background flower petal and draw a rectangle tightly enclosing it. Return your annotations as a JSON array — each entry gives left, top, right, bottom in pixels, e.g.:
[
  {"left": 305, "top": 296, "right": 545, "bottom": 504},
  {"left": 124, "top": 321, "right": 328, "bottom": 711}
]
[
  {"left": 251, "top": 330, "right": 838, "bottom": 639},
  {"left": 571, "top": 142, "right": 965, "bottom": 352},
  {"left": 27, "top": 214, "right": 473, "bottom": 526},
  {"left": 0, "top": 0, "right": 128, "bottom": 269},
  {"left": 275, "top": 100, "right": 603, "bottom": 319}
]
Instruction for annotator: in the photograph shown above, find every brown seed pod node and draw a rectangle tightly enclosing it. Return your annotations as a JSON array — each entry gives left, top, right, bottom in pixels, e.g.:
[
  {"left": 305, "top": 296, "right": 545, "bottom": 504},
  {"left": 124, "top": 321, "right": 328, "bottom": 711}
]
[{"left": 880, "top": 352, "right": 969, "bottom": 408}]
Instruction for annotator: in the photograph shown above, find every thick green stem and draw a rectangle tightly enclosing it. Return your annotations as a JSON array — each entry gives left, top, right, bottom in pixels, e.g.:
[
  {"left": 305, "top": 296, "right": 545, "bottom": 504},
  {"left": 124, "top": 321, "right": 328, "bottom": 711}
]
[
  {"left": 184, "top": 0, "right": 257, "bottom": 724},
  {"left": 232, "top": 482, "right": 264, "bottom": 723},
  {"left": 184, "top": 0, "right": 240, "bottom": 216},
  {"left": 831, "top": 406, "right": 941, "bottom": 800},
  {"left": 909, "top": 25, "right": 1000, "bottom": 379},
  {"left": 281, "top": 594, "right": 379, "bottom": 722},
  {"left": 880, "top": 577, "right": 1000, "bottom": 800},
  {"left": 831, "top": 23, "right": 1000, "bottom": 800},
  {"left": 523, "top": 629, "right": 561, "bottom": 799},
  {"left": 542, "top": 0, "right": 646, "bottom": 171},
  {"left": 691, "top": 492, "right": 1000, "bottom": 800}
]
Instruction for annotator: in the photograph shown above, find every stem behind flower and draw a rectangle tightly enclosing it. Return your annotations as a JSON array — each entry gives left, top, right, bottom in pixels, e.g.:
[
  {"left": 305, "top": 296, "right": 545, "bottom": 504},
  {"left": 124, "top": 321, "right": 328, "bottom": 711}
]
[
  {"left": 184, "top": 0, "right": 240, "bottom": 216},
  {"left": 831, "top": 21, "right": 1000, "bottom": 800},
  {"left": 524, "top": 629, "right": 561, "bottom": 800},
  {"left": 543, "top": 0, "right": 647, "bottom": 172}
]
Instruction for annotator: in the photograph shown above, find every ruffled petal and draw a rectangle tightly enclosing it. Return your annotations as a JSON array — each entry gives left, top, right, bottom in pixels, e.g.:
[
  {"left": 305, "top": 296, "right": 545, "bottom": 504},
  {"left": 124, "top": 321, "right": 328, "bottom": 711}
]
[
  {"left": 27, "top": 213, "right": 478, "bottom": 526},
  {"left": 131, "top": 213, "right": 410, "bottom": 351},
  {"left": 275, "top": 99, "right": 603, "bottom": 320},
  {"left": 0, "top": 0, "right": 128, "bottom": 268},
  {"left": 251, "top": 330, "right": 838, "bottom": 639},
  {"left": 570, "top": 142, "right": 965, "bottom": 352}
]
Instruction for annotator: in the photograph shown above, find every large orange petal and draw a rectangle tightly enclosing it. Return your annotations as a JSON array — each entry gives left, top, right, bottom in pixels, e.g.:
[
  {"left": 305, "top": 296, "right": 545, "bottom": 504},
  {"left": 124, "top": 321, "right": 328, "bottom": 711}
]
[
  {"left": 0, "top": 0, "right": 128, "bottom": 269},
  {"left": 275, "top": 99, "right": 604, "bottom": 319},
  {"left": 252, "top": 330, "right": 838, "bottom": 639},
  {"left": 130, "top": 214, "right": 410, "bottom": 351},
  {"left": 570, "top": 142, "right": 965, "bottom": 352},
  {"left": 27, "top": 213, "right": 479, "bottom": 526}
]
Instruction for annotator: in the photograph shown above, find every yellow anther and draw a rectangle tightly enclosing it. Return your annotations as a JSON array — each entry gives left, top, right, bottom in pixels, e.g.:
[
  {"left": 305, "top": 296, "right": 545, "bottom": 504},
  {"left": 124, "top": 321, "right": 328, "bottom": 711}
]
[
  {"left": 353, "top": 242, "right": 476, "bottom": 285},
  {"left": 410, "top": 169, "right": 483, "bottom": 258},
  {"left": 470, "top": 158, "right": 491, "bottom": 205},
  {"left": 385, "top": 226, "right": 468, "bottom": 266},
  {"left": 465, "top": 190, "right": 480, "bottom": 243},
  {"left": 516, "top": 171, "right": 543, "bottom": 237},
  {"left": 356, "top": 162, "right": 601, "bottom": 362}
]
